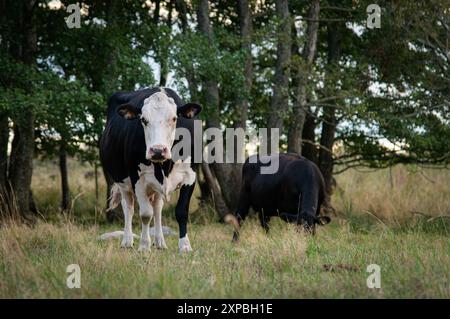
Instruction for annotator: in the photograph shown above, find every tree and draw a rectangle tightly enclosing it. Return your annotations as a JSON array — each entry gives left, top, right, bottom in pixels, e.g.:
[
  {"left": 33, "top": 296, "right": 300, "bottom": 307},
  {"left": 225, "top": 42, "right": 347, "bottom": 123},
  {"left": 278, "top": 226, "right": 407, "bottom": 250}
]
[
  {"left": 318, "top": 20, "right": 341, "bottom": 195},
  {"left": 287, "top": 0, "right": 320, "bottom": 154},
  {"left": 39, "top": 0, "right": 157, "bottom": 219},
  {"left": 267, "top": 0, "right": 291, "bottom": 153},
  {"left": 2, "top": 0, "right": 38, "bottom": 220},
  {"left": 196, "top": 0, "right": 229, "bottom": 218},
  {"left": 222, "top": 0, "right": 254, "bottom": 209}
]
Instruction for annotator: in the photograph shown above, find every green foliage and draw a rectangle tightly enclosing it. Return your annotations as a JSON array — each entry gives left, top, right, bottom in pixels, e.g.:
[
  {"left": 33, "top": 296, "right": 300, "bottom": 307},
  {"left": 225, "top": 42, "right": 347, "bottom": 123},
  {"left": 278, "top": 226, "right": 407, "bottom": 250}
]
[
  {"left": 1, "top": 0, "right": 448, "bottom": 170},
  {"left": 308, "top": 0, "right": 450, "bottom": 168},
  {"left": 171, "top": 28, "right": 246, "bottom": 124}
]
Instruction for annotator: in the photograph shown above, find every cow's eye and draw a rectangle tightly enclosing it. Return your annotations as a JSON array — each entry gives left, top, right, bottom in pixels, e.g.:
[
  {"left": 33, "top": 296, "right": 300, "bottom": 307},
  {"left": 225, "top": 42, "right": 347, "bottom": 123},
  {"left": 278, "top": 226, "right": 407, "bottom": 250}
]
[
  {"left": 172, "top": 116, "right": 177, "bottom": 123},
  {"left": 141, "top": 117, "right": 148, "bottom": 126}
]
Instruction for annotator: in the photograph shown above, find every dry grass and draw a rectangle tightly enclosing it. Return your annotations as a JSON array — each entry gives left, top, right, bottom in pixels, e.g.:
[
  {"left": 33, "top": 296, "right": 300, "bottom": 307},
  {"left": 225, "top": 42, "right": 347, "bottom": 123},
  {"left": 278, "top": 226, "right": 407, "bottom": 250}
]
[
  {"left": 0, "top": 159, "right": 447, "bottom": 298},
  {"left": 0, "top": 219, "right": 448, "bottom": 298},
  {"left": 333, "top": 165, "right": 450, "bottom": 222},
  {"left": 31, "top": 159, "right": 450, "bottom": 225}
]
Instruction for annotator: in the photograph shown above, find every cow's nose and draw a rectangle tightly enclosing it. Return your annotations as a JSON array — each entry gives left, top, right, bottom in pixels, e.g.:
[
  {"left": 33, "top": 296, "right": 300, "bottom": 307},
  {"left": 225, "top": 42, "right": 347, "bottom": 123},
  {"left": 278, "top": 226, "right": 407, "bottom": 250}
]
[
  {"left": 152, "top": 148, "right": 163, "bottom": 156},
  {"left": 149, "top": 145, "right": 169, "bottom": 161}
]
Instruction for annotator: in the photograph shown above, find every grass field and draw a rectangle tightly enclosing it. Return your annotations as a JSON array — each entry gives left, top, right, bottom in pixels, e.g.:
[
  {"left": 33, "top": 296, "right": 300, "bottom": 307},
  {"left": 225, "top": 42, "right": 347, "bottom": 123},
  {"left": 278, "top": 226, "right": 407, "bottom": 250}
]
[{"left": 0, "top": 159, "right": 449, "bottom": 298}]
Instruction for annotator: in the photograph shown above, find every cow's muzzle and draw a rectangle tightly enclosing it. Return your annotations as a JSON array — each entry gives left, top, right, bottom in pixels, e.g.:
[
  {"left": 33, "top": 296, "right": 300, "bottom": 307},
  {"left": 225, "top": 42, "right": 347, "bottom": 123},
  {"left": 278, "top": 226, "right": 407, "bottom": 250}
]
[
  {"left": 147, "top": 145, "right": 170, "bottom": 162},
  {"left": 279, "top": 212, "right": 331, "bottom": 225}
]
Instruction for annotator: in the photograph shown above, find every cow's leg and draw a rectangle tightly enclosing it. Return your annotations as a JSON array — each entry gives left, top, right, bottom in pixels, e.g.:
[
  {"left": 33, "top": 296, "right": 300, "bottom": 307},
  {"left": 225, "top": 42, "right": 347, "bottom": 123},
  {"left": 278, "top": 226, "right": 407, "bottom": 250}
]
[
  {"left": 152, "top": 195, "right": 167, "bottom": 249},
  {"left": 235, "top": 189, "right": 251, "bottom": 224},
  {"left": 135, "top": 180, "right": 153, "bottom": 251},
  {"left": 231, "top": 185, "right": 251, "bottom": 242},
  {"left": 176, "top": 184, "right": 195, "bottom": 253},
  {"left": 258, "top": 210, "right": 271, "bottom": 233},
  {"left": 119, "top": 187, "right": 135, "bottom": 248},
  {"left": 297, "top": 187, "right": 319, "bottom": 235}
]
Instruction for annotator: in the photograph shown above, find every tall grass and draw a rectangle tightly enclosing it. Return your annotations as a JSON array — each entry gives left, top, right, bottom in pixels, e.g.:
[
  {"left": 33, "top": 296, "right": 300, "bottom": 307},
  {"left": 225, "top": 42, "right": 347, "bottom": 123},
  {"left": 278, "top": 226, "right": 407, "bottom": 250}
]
[
  {"left": 0, "top": 188, "right": 20, "bottom": 223},
  {"left": 333, "top": 165, "right": 449, "bottom": 222},
  {"left": 0, "top": 219, "right": 448, "bottom": 298},
  {"left": 0, "top": 159, "right": 448, "bottom": 298},
  {"left": 30, "top": 159, "right": 450, "bottom": 225}
]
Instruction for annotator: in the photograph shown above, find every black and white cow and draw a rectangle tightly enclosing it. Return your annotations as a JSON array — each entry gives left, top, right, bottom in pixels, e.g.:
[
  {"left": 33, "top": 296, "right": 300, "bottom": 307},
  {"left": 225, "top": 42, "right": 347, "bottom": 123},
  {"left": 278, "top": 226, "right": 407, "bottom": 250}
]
[
  {"left": 99, "top": 87, "right": 201, "bottom": 252},
  {"left": 228, "top": 153, "right": 332, "bottom": 240}
]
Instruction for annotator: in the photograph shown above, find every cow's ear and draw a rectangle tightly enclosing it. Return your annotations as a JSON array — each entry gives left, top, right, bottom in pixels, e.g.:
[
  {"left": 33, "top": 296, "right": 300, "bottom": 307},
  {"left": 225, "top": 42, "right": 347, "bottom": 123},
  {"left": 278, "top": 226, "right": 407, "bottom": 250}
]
[
  {"left": 177, "top": 103, "right": 202, "bottom": 119},
  {"left": 317, "top": 216, "right": 331, "bottom": 226},
  {"left": 117, "top": 103, "right": 140, "bottom": 120}
]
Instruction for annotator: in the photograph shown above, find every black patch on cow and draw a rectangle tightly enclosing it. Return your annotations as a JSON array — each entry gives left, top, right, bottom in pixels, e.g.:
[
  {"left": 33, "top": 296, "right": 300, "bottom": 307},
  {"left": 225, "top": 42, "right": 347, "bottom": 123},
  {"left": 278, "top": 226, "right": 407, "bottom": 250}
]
[
  {"left": 154, "top": 164, "right": 164, "bottom": 185},
  {"left": 153, "top": 161, "right": 174, "bottom": 185}
]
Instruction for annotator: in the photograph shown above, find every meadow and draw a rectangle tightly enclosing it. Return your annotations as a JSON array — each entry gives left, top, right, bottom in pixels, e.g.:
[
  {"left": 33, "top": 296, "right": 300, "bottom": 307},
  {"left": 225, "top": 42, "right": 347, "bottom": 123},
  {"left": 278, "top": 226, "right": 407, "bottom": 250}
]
[{"left": 0, "top": 159, "right": 448, "bottom": 298}]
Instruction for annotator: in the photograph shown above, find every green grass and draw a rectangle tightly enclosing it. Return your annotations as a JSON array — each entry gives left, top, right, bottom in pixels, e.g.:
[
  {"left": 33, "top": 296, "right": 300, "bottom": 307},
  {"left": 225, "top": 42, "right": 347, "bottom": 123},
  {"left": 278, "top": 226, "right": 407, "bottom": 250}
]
[
  {"left": 0, "top": 216, "right": 448, "bottom": 298},
  {"left": 0, "top": 159, "right": 448, "bottom": 298}
]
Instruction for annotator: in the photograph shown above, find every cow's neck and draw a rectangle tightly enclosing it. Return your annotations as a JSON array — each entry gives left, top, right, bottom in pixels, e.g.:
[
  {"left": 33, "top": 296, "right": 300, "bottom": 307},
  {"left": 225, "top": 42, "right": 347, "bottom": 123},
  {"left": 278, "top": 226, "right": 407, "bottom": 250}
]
[{"left": 152, "top": 160, "right": 174, "bottom": 184}]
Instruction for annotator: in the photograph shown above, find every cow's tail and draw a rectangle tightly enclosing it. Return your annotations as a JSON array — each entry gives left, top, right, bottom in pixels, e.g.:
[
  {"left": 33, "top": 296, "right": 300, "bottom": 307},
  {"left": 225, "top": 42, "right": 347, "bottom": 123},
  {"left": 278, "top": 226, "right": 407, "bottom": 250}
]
[
  {"left": 224, "top": 214, "right": 240, "bottom": 232},
  {"left": 107, "top": 183, "right": 121, "bottom": 212},
  {"left": 97, "top": 231, "right": 139, "bottom": 241},
  {"left": 321, "top": 194, "right": 336, "bottom": 216}
]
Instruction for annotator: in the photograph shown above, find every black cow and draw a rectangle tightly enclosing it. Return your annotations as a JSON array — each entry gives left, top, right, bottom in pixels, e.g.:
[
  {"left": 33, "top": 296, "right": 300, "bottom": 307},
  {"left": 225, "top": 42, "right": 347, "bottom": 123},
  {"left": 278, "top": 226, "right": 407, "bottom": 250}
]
[
  {"left": 229, "top": 153, "right": 332, "bottom": 240},
  {"left": 99, "top": 87, "right": 201, "bottom": 252}
]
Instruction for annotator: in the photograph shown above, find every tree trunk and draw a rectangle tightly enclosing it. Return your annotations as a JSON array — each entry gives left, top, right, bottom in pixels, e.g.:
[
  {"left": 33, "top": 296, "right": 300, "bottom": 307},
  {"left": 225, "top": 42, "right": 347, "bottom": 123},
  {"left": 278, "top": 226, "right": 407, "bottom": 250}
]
[
  {"left": 176, "top": 0, "right": 199, "bottom": 101},
  {"left": 215, "top": 0, "right": 254, "bottom": 211},
  {"left": 237, "top": 0, "right": 253, "bottom": 131},
  {"left": 302, "top": 112, "right": 318, "bottom": 163},
  {"left": 267, "top": 0, "right": 291, "bottom": 153},
  {"left": 201, "top": 163, "right": 228, "bottom": 219},
  {"left": 159, "top": 0, "right": 173, "bottom": 87},
  {"left": 195, "top": 165, "right": 211, "bottom": 202},
  {"left": 318, "top": 22, "right": 341, "bottom": 196},
  {"left": 0, "top": 113, "right": 8, "bottom": 190},
  {"left": 154, "top": 0, "right": 161, "bottom": 24},
  {"left": 287, "top": 0, "right": 320, "bottom": 154},
  {"left": 8, "top": 111, "right": 36, "bottom": 220},
  {"left": 7, "top": 0, "right": 37, "bottom": 220},
  {"left": 318, "top": 107, "right": 336, "bottom": 195},
  {"left": 175, "top": 0, "right": 188, "bottom": 31},
  {"left": 196, "top": 0, "right": 232, "bottom": 215},
  {"left": 59, "top": 142, "right": 70, "bottom": 211}
]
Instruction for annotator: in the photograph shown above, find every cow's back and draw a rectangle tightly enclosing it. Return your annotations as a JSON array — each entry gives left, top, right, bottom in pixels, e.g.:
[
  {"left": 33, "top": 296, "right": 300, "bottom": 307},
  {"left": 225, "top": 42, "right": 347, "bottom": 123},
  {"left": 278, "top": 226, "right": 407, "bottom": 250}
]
[
  {"left": 242, "top": 153, "right": 301, "bottom": 213},
  {"left": 277, "top": 157, "right": 325, "bottom": 215},
  {"left": 100, "top": 95, "right": 143, "bottom": 182}
]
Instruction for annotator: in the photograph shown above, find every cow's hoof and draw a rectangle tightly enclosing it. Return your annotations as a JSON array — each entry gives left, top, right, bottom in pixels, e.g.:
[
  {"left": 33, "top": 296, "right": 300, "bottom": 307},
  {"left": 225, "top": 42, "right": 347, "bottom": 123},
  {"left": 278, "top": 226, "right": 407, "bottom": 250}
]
[
  {"left": 138, "top": 242, "right": 151, "bottom": 252},
  {"left": 232, "top": 231, "right": 239, "bottom": 243},
  {"left": 154, "top": 236, "right": 168, "bottom": 249},
  {"left": 121, "top": 234, "right": 134, "bottom": 248},
  {"left": 179, "top": 245, "right": 193, "bottom": 253},
  {"left": 178, "top": 235, "right": 193, "bottom": 253}
]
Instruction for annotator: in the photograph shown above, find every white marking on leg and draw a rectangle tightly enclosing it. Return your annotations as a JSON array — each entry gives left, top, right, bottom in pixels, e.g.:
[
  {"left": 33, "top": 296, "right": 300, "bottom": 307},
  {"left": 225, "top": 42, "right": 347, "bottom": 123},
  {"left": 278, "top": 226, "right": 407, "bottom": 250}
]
[
  {"left": 152, "top": 196, "right": 167, "bottom": 249},
  {"left": 178, "top": 234, "right": 192, "bottom": 253},
  {"left": 135, "top": 179, "right": 153, "bottom": 252},
  {"left": 119, "top": 186, "right": 134, "bottom": 248}
]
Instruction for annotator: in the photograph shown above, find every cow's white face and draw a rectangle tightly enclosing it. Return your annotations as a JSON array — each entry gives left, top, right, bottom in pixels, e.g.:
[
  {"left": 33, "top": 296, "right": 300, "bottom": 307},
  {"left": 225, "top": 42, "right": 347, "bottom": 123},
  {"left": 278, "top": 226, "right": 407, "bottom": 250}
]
[
  {"left": 116, "top": 89, "right": 202, "bottom": 163},
  {"left": 140, "top": 92, "right": 177, "bottom": 162}
]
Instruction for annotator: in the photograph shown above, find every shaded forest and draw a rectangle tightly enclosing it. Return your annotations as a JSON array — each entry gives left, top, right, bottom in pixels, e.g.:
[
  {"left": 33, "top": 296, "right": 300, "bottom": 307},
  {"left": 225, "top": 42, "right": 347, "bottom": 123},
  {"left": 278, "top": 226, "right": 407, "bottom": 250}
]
[{"left": 0, "top": 0, "right": 449, "bottom": 221}]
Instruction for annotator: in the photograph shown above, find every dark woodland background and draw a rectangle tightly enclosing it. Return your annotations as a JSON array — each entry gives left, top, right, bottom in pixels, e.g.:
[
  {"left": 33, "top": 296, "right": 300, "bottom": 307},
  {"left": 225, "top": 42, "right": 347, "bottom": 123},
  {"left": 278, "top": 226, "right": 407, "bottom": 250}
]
[{"left": 0, "top": 0, "right": 448, "bottom": 222}]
